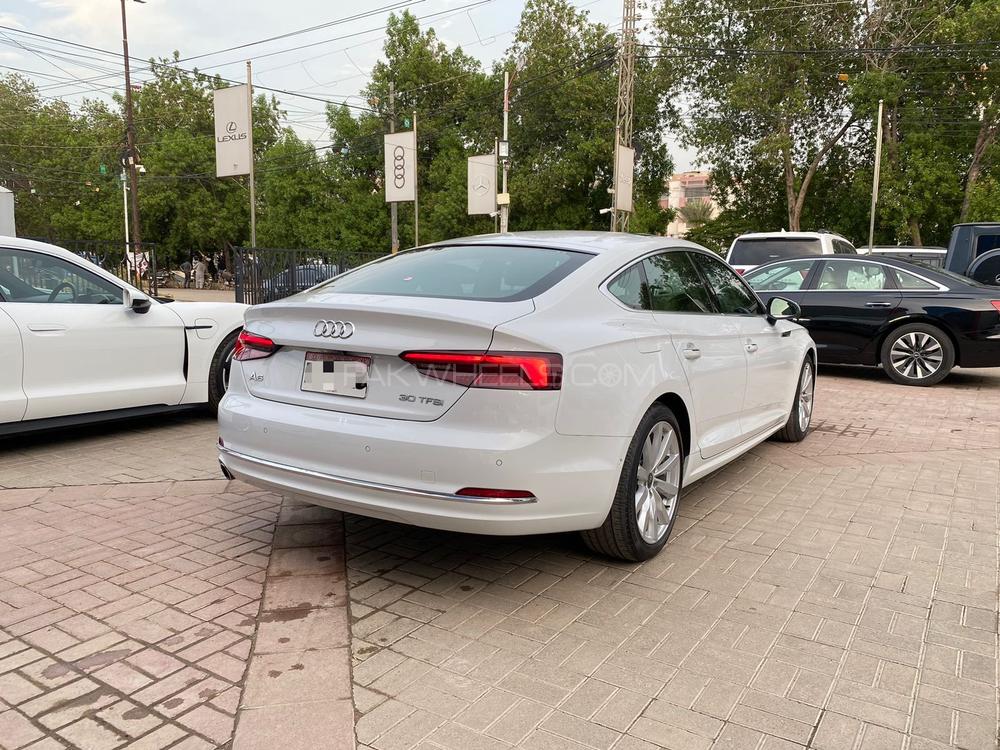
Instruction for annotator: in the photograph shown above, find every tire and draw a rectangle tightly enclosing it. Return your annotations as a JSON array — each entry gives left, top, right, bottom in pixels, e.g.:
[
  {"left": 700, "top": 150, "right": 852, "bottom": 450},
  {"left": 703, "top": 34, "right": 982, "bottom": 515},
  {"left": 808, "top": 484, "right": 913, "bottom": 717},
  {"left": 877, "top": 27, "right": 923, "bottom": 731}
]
[
  {"left": 772, "top": 357, "right": 815, "bottom": 443},
  {"left": 880, "top": 323, "right": 954, "bottom": 387},
  {"left": 581, "top": 404, "right": 685, "bottom": 562},
  {"left": 207, "top": 329, "right": 240, "bottom": 413}
]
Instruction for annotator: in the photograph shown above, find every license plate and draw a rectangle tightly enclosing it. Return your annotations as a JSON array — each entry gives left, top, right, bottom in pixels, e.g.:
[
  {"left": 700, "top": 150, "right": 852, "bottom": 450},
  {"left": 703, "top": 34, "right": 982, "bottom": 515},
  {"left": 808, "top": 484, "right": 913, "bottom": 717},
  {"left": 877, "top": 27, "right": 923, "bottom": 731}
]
[{"left": 301, "top": 352, "right": 371, "bottom": 399}]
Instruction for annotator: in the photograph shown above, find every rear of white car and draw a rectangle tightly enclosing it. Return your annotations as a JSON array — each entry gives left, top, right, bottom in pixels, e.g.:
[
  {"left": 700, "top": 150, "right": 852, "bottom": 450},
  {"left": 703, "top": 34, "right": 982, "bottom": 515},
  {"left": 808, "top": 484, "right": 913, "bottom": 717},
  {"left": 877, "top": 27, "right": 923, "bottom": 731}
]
[
  {"left": 726, "top": 231, "right": 855, "bottom": 274},
  {"left": 217, "top": 242, "right": 627, "bottom": 535}
]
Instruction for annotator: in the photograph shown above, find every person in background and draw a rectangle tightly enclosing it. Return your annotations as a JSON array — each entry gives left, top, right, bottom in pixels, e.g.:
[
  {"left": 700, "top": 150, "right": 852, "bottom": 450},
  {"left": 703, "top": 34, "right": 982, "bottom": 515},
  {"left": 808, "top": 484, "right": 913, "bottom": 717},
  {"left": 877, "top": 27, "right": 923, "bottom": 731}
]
[
  {"left": 180, "top": 257, "right": 192, "bottom": 288},
  {"left": 207, "top": 254, "right": 218, "bottom": 283},
  {"left": 194, "top": 255, "right": 207, "bottom": 289}
]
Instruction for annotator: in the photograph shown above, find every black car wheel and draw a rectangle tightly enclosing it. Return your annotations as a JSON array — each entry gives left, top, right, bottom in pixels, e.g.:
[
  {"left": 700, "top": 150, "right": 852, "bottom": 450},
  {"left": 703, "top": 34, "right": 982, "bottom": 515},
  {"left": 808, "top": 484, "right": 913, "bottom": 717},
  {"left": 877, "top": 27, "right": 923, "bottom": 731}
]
[
  {"left": 208, "top": 329, "right": 240, "bottom": 412},
  {"left": 581, "top": 404, "right": 685, "bottom": 562},
  {"left": 880, "top": 323, "right": 955, "bottom": 386}
]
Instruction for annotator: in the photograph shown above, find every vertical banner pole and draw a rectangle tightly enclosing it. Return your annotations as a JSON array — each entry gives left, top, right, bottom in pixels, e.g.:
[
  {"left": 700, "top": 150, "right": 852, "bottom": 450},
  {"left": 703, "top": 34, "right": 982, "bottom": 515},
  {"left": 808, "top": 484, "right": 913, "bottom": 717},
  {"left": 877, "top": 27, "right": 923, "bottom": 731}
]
[
  {"left": 500, "top": 70, "right": 510, "bottom": 234},
  {"left": 389, "top": 83, "right": 399, "bottom": 254},
  {"left": 868, "top": 98, "right": 884, "bottom": 251},
  {"left": 413, "top": 110, "right": 419, "bottom": 247},
  {"left": 247, "top": 61, "right": 257, "bottom": 249}
]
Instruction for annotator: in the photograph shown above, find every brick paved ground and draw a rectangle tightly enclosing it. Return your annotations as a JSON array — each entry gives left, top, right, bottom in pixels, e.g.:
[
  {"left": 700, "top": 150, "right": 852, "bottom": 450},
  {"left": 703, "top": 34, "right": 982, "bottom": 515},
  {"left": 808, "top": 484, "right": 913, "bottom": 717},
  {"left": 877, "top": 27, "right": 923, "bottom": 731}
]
[
  {"left": 0, "top": 414, "right": 220, "bottom": 489},
  {"left": 0, "top": 480, "right": 278, "bottom": 749},
  {"left": 1, "top": 366, "right": 998, "bottom": 749},
  {"left": 346, "top": 367, "right": 1000, "bottom": 750}
]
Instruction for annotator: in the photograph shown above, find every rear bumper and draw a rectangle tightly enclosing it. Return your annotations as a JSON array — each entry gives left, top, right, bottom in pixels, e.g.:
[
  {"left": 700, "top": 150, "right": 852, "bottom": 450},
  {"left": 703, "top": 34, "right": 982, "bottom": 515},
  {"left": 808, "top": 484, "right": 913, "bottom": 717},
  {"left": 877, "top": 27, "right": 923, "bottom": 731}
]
[{"left": 217, "top": 390, "right": 627, "bottom": 535}]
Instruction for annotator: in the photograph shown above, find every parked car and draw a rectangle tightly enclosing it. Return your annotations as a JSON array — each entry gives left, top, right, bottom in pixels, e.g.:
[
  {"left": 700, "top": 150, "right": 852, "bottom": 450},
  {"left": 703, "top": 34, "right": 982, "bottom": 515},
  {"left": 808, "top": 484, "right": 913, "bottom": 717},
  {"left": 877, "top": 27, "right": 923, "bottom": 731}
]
[
  {"left": 858, "top": 246, "right": 947, "bottom": 269},
  {"left": 219, "top": 232, "right": 815, "bottom": 561},
  {"left": 726, "top": 230, "right": 856, "bottom": 275},
  {"left": 743, "top": 254, "right": 1000, "bottom": 386},
  {"left": 0, "top": 237, "right": 246, "bottom": 434},
  {"left": 262, "top": 263, "right": 341, "bottom": 302},
  {"left": 943, "top": 222, "right": 1000, "bottom": 285}
]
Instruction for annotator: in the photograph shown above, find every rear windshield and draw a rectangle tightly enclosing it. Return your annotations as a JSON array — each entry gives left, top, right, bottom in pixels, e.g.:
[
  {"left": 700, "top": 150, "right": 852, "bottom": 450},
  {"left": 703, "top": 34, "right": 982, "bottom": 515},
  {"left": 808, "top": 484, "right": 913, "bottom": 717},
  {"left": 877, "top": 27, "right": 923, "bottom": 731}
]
[
  {"left": 317, "top": 244, "right": 592, "bottom": 301},
  {"left": 729, "top": 238, "right": 822, "bottom": 265}
]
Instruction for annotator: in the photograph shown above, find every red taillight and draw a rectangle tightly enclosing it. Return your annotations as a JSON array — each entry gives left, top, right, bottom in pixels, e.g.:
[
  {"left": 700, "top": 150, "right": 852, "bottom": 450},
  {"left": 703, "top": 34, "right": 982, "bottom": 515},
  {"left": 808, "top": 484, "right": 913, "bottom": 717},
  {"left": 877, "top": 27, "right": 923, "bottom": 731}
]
[
  {"left": 735, "top": 268, "right": 746, "bottom": 275},
  {"left": 991, "top": 301, "right": 1000, "bottom": 312},
  {"left": 233, "top": 330, "right": 277, "bottom": 361},
  {"left": 399, "top": 351, "right": 562, "bottom": 390},
  {"left": 456, "top": 487, "right": 536, "bottom": 500}
]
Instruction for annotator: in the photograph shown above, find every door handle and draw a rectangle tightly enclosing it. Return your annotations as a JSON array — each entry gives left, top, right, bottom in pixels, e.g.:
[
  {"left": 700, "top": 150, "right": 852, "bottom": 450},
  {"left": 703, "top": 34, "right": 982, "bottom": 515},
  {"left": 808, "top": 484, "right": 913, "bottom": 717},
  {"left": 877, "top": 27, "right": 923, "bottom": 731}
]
[
  {"left": 864, "top": 301, "right": 893, "bottom": 308},
  {"left": 682, "top": 346, "right": 701, "bottom": 360},
  {"left": 745, "top": 342, "right": 759, "bottom": 353},
  {"left": 27, "top": 324, "right": 67, "bottom": 333}
]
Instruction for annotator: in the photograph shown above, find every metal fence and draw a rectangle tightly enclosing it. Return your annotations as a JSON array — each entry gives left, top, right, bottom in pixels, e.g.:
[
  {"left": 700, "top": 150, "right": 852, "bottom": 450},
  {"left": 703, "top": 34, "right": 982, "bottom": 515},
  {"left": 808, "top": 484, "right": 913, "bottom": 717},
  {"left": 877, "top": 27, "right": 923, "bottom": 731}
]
[
  {"left": 233, "top": 246, "right": 385, "bottom": 305},
  {"left": 24, "top": 237, "right": 160, "bottom": 295}
]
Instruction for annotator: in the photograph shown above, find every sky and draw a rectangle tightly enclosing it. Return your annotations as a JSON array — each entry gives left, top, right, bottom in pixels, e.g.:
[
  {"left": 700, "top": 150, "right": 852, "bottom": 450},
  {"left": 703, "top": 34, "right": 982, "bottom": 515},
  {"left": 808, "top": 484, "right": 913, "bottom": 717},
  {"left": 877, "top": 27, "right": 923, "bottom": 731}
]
[{"left": 1, "top": 0, "right": 697, "bottom": 171}]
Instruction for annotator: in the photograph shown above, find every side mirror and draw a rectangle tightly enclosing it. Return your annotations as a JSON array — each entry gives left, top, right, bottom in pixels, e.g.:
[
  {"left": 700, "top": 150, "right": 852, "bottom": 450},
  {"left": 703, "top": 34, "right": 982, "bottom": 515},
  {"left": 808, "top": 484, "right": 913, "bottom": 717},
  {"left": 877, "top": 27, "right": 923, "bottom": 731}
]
[
  {"left": 123, "top": 288, "right": 152, "bottom": 314},
  {"left": 766, "top": 296, "right": 800, "bottom": 324}
]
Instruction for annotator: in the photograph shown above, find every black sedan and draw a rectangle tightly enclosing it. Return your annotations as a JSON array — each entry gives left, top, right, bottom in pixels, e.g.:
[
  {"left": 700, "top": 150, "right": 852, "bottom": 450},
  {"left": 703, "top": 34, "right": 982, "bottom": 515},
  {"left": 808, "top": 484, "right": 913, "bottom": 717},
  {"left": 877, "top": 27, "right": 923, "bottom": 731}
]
[{"left": 744, "top": 255, "right": 1000, "bottom": 386}]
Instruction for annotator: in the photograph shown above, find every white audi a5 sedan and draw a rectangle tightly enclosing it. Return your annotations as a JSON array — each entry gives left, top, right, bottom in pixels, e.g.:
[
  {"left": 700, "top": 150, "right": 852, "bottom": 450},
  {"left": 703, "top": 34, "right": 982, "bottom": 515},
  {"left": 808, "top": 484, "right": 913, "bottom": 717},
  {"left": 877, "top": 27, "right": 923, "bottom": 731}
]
[
  {"left": 219, "top": 232, "right": 815, "bottom": 561},
  {"left": 0, "top": 237, "right": 246, "bottom": 434}
]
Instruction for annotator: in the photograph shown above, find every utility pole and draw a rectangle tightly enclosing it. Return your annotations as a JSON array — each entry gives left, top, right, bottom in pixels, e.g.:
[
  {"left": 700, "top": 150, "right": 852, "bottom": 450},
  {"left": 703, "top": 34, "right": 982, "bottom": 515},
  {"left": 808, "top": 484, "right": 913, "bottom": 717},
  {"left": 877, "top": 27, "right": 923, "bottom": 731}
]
[
  {"left": 500, "top": 70, "right": 511, "bottom": 233},
  {"left": 610, "top": 0, "right": 638, "bottom": 232},
  {"left": 121, "top": 169, "right": 131, "bottom": 283},
  {"left": 247, "top": 60, "right": 257, "bottom": 248},
  {"left": 867, "top": 99, "right": 884, "bottom": 251},
  {"left": 389, "top": 82, "right": 399, "bottom": 254},
  {"left": 119, "top": 0, "right": 145, "bottom": 290}
]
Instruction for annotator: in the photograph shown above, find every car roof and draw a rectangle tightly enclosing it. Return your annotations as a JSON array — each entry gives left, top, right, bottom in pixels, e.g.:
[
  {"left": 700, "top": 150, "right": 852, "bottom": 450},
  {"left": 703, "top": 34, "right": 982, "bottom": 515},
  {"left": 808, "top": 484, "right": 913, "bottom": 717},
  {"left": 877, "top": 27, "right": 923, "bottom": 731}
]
[
  {"left": 425, "top": 231, "right": 708, "bottom": 256},
  {"left": 0, "top": 235, "right": 83, "bottom": 262},
  {"left": 858, "top": 251, "right": 948, "bottom": 255},
  {"left": 733, "top": 231, "right": 849, "bottom": 241}
]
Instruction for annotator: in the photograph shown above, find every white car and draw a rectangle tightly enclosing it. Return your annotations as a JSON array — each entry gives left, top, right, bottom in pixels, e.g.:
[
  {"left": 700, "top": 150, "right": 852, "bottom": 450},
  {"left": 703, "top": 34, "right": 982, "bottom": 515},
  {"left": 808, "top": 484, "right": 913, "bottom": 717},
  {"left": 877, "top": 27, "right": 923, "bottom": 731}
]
[
  {"left": 727, "top": 230, "right": 857, "bottom": 274},
  {"left": 218, "top": 232, "right": 815, "bottom": 561},
  {"left": 0, "top": 237, "right": 246, "bottom": 433}
]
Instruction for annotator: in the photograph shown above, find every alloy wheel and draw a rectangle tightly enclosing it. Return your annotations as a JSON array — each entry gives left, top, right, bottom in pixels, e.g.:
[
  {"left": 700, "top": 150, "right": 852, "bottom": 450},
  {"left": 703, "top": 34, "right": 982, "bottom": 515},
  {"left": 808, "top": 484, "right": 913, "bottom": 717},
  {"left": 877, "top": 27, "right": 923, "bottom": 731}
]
[
  {"left": 635, "top": 421, "right": 682, "bottom": 544},
  {"left": 798, "top": 361, "right": 814, "bottom": 432},
  {"left": 889, "top": 332, "right": 944, "bottom": 380}
]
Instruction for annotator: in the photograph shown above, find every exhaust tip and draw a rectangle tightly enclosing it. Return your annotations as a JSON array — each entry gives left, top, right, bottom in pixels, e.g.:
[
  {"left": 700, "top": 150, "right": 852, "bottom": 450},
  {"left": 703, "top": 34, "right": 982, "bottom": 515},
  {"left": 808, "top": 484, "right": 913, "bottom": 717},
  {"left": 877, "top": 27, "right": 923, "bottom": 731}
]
[{"left": 219, "top": 461, "right": 235, "bottom": 481}]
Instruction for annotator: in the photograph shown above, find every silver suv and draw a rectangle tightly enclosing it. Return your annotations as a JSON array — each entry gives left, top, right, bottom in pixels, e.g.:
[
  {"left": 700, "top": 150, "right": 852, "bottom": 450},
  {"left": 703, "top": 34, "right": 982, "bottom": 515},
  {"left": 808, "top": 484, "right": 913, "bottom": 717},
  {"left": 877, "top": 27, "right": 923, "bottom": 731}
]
[{"left": 726, "top": 231, "right": 856, "bottom": 274}]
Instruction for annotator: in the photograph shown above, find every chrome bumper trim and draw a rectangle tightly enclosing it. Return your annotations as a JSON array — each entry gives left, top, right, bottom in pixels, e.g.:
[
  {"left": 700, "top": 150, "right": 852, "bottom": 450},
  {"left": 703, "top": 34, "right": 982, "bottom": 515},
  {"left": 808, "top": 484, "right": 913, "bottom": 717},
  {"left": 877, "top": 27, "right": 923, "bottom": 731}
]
[{"left": 218, "top": 446, "right": 538, "bottom": 504}]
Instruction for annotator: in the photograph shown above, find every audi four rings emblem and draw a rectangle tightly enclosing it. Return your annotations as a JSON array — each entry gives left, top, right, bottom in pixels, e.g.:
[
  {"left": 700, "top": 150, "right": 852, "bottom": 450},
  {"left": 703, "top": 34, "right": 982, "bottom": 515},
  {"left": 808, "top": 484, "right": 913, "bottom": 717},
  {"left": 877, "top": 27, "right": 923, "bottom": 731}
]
[
  {"left": 392, "top": 145, "right": 406, "bottom": 189},
  {"left": 313, "top": 320, "right": 355, "bottom": 338}
]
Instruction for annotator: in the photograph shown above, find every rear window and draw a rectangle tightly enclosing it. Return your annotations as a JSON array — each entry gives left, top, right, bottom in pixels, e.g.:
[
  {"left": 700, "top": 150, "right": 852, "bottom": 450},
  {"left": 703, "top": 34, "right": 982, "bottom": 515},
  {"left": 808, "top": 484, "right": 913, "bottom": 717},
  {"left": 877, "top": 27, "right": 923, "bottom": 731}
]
[
  {"left": 317, "top": 244, "right": 592, "bottom": 301},
  {"left": 729, "top": 238, "right": 822, "bottom": 266}
]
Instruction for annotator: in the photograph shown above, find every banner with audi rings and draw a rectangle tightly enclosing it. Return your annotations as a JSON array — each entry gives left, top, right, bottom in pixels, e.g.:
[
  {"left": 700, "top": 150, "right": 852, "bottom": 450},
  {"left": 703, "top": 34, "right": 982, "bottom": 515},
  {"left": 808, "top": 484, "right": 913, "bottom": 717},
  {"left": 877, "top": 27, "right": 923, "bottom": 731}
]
[{"left": 383, "top": 130, "right": 417, "bottom": 203}]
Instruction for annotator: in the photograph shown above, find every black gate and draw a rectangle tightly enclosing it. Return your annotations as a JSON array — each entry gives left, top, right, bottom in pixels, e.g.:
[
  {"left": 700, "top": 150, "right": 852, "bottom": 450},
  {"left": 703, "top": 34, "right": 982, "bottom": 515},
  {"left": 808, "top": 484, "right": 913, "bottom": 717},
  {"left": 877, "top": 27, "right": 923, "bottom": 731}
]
[{"left": 232, "top": 246, "right": 385, "bottom": 305}]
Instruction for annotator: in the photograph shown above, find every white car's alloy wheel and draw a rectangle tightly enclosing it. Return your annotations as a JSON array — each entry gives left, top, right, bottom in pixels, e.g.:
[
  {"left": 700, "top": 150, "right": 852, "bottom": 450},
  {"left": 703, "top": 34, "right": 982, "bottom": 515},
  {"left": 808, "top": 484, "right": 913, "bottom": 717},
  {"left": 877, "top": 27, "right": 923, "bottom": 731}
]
[
  {"left": 797, "top": 360, "right": 814, "bottom": 433},
  {"left": 635, "top": 421, "right": 682, "bottom": 544}
]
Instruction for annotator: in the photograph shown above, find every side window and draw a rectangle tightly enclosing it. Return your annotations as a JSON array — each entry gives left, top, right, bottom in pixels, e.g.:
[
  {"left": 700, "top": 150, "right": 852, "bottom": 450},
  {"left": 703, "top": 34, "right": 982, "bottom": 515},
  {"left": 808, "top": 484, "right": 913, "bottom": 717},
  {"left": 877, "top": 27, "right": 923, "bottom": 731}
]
[
  {"left": 688, "top": 252, "right": 763, "bottom": 314},
  {"left": 0, "top": 249, "right": 123, "bottom": 304},
  {"left": 834, "top": 240, "right": 856, "bottom": 255},
  {"left": 894, "top": 270, "right": 938, "bottom": 290},
  {"left": 816, "top": 260, "right": 888, "bottom": 291},
  {"left": 606, "top": 263, "right": 646, "bottom": 310},
  {"left": 642, "top": 252, "right": 716, "bottom": 314},
  {"left": 974, "top": 233, "right": 1000, "bottom": 257},
  {"left": 744, "top": 261, "right": 815, "bottom": 292}
]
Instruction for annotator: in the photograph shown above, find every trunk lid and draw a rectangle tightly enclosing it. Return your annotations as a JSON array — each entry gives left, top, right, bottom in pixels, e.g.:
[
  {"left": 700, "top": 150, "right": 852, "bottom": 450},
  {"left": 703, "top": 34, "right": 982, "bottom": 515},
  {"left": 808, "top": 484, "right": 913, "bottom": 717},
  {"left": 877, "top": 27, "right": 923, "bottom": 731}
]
[{"left": 241, "top": 293, "right": 534, "bottom": 421}]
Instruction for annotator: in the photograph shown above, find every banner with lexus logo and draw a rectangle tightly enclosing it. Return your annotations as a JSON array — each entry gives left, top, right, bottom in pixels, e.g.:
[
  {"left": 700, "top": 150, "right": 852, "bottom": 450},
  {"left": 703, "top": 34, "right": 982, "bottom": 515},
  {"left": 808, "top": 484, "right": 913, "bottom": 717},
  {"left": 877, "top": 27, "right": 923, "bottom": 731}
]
[
  {"left": 214, "top": 85, "right": 251, "bottom": 178},
  {"left": 383, "top": 130, "right": 416, "bottom": 203}
]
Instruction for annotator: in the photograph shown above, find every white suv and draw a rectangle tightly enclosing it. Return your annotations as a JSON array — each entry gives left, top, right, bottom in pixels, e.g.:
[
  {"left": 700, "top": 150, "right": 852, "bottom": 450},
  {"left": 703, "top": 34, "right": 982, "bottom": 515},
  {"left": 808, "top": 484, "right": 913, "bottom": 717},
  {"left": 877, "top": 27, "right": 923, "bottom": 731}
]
[{"left": 726, "top": 231, "right": 856, "bottom": 274}]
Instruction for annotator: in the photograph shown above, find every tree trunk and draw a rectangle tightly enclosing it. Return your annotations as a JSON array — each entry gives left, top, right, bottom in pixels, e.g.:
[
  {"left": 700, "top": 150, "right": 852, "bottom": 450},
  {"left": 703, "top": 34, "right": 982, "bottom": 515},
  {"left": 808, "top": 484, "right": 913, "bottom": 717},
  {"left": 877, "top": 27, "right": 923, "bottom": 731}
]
[
  {"left": 960, "top": 115, "right": 996, "bottom": 222},
  {"left": 789, "top": 116, "right": 857, "bottom": 233},
  {"left": 781, "top": 121, "right": 797, "bottom": 230},
  {"left": 907, "top": 217, "right": 922, "bottom": 246}
]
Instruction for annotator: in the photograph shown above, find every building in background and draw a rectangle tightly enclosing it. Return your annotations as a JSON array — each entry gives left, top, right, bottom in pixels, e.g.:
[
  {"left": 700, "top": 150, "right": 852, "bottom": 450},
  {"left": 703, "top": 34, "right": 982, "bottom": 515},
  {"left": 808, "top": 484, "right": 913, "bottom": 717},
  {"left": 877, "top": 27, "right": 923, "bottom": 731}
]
[{"left": 660, "top": 171, "right": 717, "bottom": 237}]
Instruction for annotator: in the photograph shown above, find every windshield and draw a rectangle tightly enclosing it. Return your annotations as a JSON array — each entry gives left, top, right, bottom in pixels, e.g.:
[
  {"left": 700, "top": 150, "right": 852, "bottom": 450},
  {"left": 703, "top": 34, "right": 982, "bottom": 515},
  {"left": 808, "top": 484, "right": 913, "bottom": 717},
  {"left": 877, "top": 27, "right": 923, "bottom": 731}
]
[
  {"left": 729, "top": 238, "right": 822, "bottom": 266},
  {"left": 316, "top": 244, "right": 592, "bottom": 301}
]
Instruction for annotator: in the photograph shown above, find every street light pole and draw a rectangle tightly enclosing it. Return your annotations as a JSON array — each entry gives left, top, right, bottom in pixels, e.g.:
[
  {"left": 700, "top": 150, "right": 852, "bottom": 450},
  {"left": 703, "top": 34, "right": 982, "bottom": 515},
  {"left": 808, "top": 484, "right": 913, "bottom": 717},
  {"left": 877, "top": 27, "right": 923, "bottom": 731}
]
[
  {"left": 868, "top": 99, "right": 885, "bottom": 251},
  {"left": 119, "top": 0, "right": 145, "bottom": 291}
]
